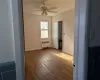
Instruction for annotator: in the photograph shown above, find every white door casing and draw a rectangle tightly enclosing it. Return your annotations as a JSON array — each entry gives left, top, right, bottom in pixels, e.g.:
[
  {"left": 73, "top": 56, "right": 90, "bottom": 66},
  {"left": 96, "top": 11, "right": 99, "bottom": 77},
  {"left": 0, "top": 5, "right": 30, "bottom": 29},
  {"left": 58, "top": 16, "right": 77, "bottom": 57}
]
[{"left": 74, "top": 0, "right": 89, "bottom": 80}]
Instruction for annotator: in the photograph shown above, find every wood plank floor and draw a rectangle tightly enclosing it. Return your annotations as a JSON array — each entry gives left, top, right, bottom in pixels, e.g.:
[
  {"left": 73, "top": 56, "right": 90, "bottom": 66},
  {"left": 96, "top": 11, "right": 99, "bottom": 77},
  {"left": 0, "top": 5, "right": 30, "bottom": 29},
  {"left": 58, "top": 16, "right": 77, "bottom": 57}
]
[{"left": 25, "top": 49, "right": 73, "bottom": 80}]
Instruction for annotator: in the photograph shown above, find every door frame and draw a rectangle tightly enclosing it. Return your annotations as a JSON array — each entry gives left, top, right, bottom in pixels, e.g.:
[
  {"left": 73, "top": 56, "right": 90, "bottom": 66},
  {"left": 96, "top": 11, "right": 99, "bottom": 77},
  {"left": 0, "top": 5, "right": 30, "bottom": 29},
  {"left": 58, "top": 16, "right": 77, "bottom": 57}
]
[
  {"left": 74, "top": 0, "right": 89, "bottom": 80},
  {"left": 10, "top": 0, "right": 25, "bottom": 80},
  {"left": 11, "top": 0, "right": 89, "bottom": 80}
]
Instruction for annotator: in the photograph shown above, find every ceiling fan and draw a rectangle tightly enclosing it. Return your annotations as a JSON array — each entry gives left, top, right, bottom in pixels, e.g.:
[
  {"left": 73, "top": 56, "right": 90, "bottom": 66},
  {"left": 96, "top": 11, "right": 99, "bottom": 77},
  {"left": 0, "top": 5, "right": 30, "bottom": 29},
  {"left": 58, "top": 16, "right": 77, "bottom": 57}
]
[{"left": 31, "top": 0, "right": 58, "bottom": 16}]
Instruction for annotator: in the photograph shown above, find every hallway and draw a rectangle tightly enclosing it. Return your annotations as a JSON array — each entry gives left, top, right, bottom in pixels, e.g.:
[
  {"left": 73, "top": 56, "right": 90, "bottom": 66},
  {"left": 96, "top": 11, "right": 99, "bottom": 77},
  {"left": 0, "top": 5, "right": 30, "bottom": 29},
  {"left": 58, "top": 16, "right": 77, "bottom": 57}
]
[{"left": 25, "top": 49, "right": 73, "bottom": 80}]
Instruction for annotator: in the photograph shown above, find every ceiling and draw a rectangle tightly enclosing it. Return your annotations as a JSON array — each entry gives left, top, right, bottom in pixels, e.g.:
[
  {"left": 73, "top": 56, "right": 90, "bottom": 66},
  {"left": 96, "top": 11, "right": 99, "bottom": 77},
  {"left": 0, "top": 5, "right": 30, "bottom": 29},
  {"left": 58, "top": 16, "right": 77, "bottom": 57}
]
[{"left": 23, "top": 0, "right": 75, "bottom": 16}]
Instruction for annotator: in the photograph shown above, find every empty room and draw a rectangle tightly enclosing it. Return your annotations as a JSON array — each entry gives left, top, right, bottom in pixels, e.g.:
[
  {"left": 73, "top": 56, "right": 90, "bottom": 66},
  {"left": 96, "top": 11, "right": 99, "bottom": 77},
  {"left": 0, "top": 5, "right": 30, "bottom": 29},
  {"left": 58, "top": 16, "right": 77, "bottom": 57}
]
[{"left": 22, "top": 0, "right": 75, "bottom": 80}]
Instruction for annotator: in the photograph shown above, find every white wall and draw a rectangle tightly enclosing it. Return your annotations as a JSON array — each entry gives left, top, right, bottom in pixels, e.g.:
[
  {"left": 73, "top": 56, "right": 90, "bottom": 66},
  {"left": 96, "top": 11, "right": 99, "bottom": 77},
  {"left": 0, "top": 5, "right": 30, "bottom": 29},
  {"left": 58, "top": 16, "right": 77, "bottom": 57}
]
[
  {"left": 0, "top": 0, "right": 15, "bottom": 63},
  {"left": 23, "top": 14, "right": 52, "bottom": 51},
  {"left": 52, "top": 9, "right": 75, "bottom": 55}
]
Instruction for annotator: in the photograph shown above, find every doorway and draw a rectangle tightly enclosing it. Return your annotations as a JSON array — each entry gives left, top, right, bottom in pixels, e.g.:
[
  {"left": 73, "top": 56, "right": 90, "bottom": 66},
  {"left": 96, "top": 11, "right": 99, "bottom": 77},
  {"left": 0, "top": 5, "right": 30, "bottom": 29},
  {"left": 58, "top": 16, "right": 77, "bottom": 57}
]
[
  {"left": 11, "top": 0, "right": 89, "bottom": 80},
  {"left": 58, "top": 21, "right": 63, "bottom": 50},
  {"left": 53, "top": 21, "right": 63, "bottom": 50},
  {"left": 23, "top": 0, "right": 74, "bottom": 79}
]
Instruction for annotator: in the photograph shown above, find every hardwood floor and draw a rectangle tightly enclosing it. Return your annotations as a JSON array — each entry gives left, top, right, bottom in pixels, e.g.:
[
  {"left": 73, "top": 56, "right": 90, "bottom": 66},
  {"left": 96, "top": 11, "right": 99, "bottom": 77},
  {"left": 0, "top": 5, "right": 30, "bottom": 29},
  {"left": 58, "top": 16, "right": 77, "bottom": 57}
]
[{"left": 25, "top": 49, "right": 73, "bottom": 80}]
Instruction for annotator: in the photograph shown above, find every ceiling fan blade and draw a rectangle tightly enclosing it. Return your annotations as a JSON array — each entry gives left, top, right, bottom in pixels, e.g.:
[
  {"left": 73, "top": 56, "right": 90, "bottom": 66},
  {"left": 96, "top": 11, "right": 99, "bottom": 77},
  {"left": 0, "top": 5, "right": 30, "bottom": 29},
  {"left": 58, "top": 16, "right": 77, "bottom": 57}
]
[
  {"left": 47, "top": 10, "right": 57, "bottom": 13},
  {"left": 48, "top": 6, "right": 57, "bottom": 10}
]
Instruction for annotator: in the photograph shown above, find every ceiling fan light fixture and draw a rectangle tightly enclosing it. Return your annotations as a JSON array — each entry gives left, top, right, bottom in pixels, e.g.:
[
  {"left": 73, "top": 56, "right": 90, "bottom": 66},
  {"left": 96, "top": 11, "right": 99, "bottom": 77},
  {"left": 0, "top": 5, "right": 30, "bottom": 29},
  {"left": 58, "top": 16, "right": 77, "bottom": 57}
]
[{"left": 41, "top": 10, "right": 48, "bottom": 16}]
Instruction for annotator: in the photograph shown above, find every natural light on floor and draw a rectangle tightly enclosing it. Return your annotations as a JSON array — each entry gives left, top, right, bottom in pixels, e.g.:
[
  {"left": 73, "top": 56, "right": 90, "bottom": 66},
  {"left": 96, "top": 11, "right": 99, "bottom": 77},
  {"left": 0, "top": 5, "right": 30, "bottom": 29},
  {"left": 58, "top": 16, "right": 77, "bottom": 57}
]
[{"left": 54, "top": 53, "right": 73, "bottom": 64}]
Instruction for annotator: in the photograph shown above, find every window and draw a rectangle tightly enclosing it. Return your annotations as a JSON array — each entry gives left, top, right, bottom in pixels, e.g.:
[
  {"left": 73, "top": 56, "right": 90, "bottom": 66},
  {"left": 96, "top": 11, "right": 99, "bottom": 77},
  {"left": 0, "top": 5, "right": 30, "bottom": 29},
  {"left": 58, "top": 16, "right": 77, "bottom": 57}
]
[{"left": 40, "top": 21, "right": 49, "bottom": 39}]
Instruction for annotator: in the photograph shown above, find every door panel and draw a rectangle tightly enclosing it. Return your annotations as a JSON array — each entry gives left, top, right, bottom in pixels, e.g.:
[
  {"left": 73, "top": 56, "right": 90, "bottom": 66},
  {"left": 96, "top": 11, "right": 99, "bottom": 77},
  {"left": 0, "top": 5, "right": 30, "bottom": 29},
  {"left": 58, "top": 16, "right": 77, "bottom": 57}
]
[{"left": 53, "top": 22, "right": 58, "bottom": 49}]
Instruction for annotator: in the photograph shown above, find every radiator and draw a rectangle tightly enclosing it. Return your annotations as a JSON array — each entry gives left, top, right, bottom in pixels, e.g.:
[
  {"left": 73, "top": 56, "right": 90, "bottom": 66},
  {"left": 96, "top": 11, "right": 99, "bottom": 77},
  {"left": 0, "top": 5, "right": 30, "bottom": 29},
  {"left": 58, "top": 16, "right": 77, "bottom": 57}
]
[{"left": 41, "top": 41, "right": 49, "bottom": 48}]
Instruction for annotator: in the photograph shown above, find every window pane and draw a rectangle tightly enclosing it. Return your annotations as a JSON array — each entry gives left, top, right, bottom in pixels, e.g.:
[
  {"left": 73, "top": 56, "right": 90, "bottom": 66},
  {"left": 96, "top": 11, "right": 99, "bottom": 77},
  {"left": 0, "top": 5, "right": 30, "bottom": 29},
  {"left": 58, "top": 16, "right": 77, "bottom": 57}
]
[
  {"left": 41, "top": 22, "right": 48, "bottom": 29},
  {"left": 41, "top": 22, "right": 44, "bottom": 29},
  {"left": 41, "top": 30, "right": 48, "bottom": 38}
]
